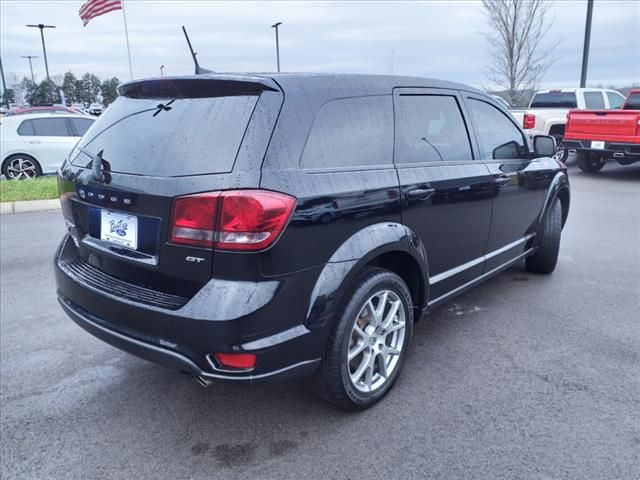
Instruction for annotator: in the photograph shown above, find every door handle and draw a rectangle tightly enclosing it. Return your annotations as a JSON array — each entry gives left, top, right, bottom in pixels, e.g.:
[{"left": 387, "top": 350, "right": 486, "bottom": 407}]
[
  {"left": 493, "top": 175, "right": 510, "bottom": 187},
  {"left": 28, "top": 140, "right": 42, "bottom": 144},
  {"left": 406, "top": 188, "right": 435, "bottom": 201}
]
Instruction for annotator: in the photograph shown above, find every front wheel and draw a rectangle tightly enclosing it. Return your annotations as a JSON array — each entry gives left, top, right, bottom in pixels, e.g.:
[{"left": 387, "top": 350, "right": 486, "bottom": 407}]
[
  {"left": 526, "top": 199, "right": 562, "bottom": 274},
  {"left": 313, "top": 267, "right": 414, "bottom": 410}
]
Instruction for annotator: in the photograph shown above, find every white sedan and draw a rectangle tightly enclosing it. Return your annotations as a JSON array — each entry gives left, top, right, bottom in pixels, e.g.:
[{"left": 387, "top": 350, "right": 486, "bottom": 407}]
[{"left": 0, "top": 113, "right": 95, "bottom": 179}]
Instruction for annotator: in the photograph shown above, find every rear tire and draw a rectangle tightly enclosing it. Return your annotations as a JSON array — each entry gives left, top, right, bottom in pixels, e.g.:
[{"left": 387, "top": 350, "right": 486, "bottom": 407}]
[
  {"left": 313, "top": 267, "right": 414, "bottom": 410},
  {"left": 1, "top": 154, "right": 42, "bottom": 180},
  {"left": 526, "top": 199, "right": 562, "bottom": 274},
  {"left": 577, "top": 152, "right": 605, "bottom": 173}
]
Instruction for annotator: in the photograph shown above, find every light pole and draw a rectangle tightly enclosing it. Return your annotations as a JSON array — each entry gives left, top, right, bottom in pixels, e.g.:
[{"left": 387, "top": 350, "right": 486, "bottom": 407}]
[
  {"left": 21, "top": 55, "right": 38, "bottom": 82},
  {"left": 160, "top": 65, "right": 165, "bottom": 77},
  {"left": 26, "top": 24, "right": 55, "bottom": 84},
  {"left": 391, "top": 49, "right": 396, "bottom": 75},
  {"left": 271, "top": 22, "right": 282, "bottom": 72},
  {"left": 579, "top": 0, "right": 594, "bottom": 88},
  {"left": 0, "top": 55, "right": 6, "bottom": 105},
  {"left": 27, "top": 24, "right": 55, "bottom": 103}
]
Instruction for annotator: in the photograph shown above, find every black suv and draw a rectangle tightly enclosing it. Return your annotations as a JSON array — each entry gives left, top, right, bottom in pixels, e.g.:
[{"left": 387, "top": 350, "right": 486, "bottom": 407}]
[{"left": 55, "top": 74, "right": 570, "bottom": 409}]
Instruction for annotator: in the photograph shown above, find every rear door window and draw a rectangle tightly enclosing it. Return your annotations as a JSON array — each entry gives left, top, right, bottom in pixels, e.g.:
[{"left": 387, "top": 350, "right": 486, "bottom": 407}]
[
  {"left": 395, "top": 94, "right": 473, "bottom": 164},
  {"left": 467, "top": 98, "right": 529, "bottom": 160},
  {"left": 72, "top": 94, "right": 259, "bottom": 176},
  {"left": 606, "top": 92, "right": 625, "bottom": 109},
  {"left": 584, "top": 92, "right": 605, "bottom": 109},
  {"left": 301, "top": 96, "right": 393, "bottom": 169},
  {"left": 31, "top": 118, "right": 72, "bottom": 136}
]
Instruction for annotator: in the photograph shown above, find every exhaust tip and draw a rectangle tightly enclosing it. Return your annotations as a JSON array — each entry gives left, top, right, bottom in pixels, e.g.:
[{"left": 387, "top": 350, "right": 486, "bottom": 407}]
[{"left": 194, "top": 375, "right": 212, "bottom": 388}]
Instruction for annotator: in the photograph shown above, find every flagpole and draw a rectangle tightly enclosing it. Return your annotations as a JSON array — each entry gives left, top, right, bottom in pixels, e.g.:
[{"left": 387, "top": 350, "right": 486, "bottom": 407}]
[{"left": 121, "top": 0, "right": 133, "bottom": 80}]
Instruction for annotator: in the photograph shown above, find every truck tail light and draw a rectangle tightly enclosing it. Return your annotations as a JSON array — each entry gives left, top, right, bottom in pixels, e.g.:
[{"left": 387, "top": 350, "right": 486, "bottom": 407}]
[
  {"left": 170, "top": 190, "right": 296, "bottom": 251},
  {"left": 523, "top": 114, "right": 536, "bottom": 130}
]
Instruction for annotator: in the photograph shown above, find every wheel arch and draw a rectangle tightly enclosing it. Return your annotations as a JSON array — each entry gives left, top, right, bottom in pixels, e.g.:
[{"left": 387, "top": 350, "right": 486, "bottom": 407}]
[
  {"left": 305, "top": 222, "right": 429, "bottom": 331},
  {"left": 535, "top": 171, "right": 570, "bottom": 232}
]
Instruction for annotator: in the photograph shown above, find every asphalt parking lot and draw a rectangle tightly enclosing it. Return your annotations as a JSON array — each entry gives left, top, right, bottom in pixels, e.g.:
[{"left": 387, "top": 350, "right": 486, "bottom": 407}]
[{"left": 1, "top": 163, "right": 639, "bottom": 480}]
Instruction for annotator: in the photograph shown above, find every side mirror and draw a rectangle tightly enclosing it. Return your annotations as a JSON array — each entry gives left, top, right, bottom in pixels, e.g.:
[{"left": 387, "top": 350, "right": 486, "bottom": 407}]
[{"left": 533, "top": 135, "right": 557, "bottom": 157}]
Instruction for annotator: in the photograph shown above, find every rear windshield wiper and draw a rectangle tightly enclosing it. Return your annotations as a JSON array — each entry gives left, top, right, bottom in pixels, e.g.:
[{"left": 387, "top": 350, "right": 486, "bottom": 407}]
[{"left": 153, "top": 99, "right": 176, "bottom": 117}]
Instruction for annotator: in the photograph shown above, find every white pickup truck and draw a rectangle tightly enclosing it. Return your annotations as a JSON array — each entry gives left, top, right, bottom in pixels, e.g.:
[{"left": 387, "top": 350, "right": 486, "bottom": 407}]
[{"left": 511, "top": 88, "right": 626, "bottom": 142}]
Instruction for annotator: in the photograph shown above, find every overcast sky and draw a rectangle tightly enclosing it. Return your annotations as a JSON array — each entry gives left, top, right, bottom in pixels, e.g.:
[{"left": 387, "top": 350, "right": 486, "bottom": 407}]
[{"left": 1, "top": 0, "right": 638, "bottom": 90}]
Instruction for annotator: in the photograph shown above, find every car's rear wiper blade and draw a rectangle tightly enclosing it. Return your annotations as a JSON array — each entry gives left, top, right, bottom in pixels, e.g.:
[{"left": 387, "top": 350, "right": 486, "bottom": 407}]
[{"left": 153, "top": 99, "right": 176, "bottom": 117}]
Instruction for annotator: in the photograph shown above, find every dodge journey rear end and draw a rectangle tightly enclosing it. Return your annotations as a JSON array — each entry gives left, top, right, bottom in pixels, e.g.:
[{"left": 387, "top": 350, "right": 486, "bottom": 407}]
[{"left": 55, "top": 73, "right": 569, "bottom": 409}]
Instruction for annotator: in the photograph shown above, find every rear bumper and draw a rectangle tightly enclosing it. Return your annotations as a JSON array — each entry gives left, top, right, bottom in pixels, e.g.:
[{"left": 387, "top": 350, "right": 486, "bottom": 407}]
[
  {"left": 563, "top": 139, "right": 640, "bottom": 159},
  {"left": 58, "top": 296, "right": 320, "bottom": 382},
  {"left": 54, "top": 235, "right": 325, "bottom": 383}
]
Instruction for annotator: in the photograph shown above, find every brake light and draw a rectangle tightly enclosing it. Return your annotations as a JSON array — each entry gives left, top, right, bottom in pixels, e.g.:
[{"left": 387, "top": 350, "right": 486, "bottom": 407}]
[
  {"left": 170, "top": 190, "right": 296, "bottom": 251},
  {"left": 170, "top": 193, "right": 220, "bottom": 247},
  {"left": 523, "top": 113, "right": 536, "bottom": 129}
]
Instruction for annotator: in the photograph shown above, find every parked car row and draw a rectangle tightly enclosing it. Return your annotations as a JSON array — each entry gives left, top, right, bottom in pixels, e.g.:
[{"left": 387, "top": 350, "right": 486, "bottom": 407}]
[{"left": 0, "top": 113, "right": 95, "bottom": 179}]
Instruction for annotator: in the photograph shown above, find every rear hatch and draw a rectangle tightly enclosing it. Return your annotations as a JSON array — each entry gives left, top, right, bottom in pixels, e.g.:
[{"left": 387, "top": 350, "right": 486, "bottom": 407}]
[
  {"left": 58, "top": 76, "right": 283, "bottom": 309},
  {"left": 565, "top": 110, "right": 640, "bottom": 143}
]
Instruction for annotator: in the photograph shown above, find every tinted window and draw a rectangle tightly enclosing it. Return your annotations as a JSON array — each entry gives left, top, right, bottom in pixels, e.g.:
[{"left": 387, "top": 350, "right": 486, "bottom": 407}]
[
  {"left": 301, "top": 96, "right": 393, "bottom": 169},
  {"left": 606, "top": 92, "right": 624, "bottom": 109},
  {"left": 17, "top": 120, "right": 35, "bottom": 136},
  {"left": 530, "top": 92, "right": 577, "bottom": 108},
  {"left": 71, "top": 95, "right": 259, "bottom": 176},
  {"left": 624, "top": 93, "right": 640, "bottom": 110},
  {"left": 69, "top": 118, "right": 94, "bottom": 136},
  {"left": 31, "top": 118, "right": 71, "bottom": 136},
  {"left": 395, "top": 94, "right": 472, "bottom": 163},
  {"left": 584, "top": 92, "right": 605, "bottom": 109},
  {"left": 467, "top": 98, "right": 528, "bottom": 160}
]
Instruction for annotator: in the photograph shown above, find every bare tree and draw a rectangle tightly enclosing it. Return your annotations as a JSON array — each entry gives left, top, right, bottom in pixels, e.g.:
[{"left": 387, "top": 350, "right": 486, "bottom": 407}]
[{"left": 482, "top": 0, "right": 559, "bottom": 106}]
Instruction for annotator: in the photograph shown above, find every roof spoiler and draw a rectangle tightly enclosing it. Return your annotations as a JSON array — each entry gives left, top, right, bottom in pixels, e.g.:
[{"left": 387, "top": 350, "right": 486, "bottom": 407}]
[{"left": 117, "top": 76, "right": 279, "bottom": 99}]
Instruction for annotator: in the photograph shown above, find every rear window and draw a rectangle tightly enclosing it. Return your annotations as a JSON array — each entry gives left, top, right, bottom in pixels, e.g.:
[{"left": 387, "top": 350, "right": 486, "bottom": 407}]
[
  {"left": 69, "top": 117, "right": 94, "bottom": 136},
  {"left": 530, "top": 92, "right": 577, "bottom": 108},
  {"left": 395, "top": 94, "right": 472, "bottom": 163},
  {"left": 584, "top": 92, "right": 605, "bottom": 109},
  {"left": 31, "top": 118, "right": 72, "bottom": 136},
  {"left": 17, "top": 120, "right": 35, "bottom": 135},
  {"left": 71, "top": 94, "right": 259, "bottom": 176},
  {"left": 624, "top": 93, "right": 640, "bottom": 110},
  {"left": 301, "top": 96, "right": 393, "bottom": 169}
]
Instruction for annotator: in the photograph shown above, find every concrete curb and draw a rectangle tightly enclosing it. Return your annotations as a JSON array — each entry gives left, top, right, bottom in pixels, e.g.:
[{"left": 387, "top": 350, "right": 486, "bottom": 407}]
[{"left": 1, "top": 199, "right": 61, "bottom": 215}]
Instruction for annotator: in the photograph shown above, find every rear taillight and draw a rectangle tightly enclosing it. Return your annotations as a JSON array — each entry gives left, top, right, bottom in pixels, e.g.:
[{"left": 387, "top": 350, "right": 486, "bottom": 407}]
[
  {"left": 170, "top": 190, "right": 296, "bottom": 251},
  {"left": 170, "top": 193, "right": 220, "bottom": 247},
  {"left": 523, "top": 113, "right": 536, "bottom": 130}
]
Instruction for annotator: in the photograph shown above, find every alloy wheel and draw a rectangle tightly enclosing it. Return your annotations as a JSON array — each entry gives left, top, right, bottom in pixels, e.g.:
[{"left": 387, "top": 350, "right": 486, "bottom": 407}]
[
  {"left": 347, "top": 289, "right": 406, "bottom": 393},
  {"left": 6, "top": 157, "right": 38, "bottom": 180}
]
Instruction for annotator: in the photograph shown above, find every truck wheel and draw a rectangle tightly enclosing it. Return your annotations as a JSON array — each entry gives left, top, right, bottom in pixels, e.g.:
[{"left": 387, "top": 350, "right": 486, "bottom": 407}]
[
  {"left": 577, "top": 152, "right": 605, "bottom": 173},
  {"left": 313, "top": 267, "right": 414, "bottom": 410},
  {"left": 526, "top": 199, "right": 562, "bottom": 274},
  {"left": 554, "top": 145, "right": 569, "bottom": 163}
]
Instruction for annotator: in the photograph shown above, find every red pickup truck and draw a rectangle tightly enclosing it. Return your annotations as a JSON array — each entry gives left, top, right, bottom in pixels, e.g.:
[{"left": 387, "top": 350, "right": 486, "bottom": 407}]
[{"left": 563, "top": 89, "right": 640, "bottom": 172}]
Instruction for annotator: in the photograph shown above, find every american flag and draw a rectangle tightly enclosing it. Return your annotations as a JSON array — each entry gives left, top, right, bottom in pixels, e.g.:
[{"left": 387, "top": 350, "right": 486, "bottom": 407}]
[{"left": 79, "top": 0, "right": 122, "bottom": 26}]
